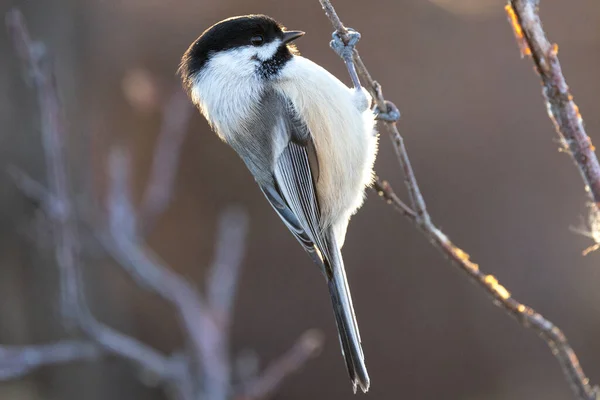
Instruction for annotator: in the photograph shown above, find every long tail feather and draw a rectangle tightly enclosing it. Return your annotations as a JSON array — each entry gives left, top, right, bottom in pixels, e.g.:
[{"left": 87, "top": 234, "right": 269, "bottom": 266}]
[{"left": 325, "top": 245, "right": 370, "bottom": 393}]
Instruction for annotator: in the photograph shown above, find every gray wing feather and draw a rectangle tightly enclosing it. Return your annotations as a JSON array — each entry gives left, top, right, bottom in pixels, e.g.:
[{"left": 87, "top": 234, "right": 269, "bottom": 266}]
[
  {"left": 274, "top": 142, "right": 328, "bottom": 256},
  {"left": 259, "top": 115, "right": 328, "bottom": 273}
]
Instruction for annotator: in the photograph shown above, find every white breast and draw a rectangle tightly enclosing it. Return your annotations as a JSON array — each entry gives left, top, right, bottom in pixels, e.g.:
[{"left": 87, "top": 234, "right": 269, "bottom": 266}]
[{"left": 275, "top": 56, "right": 378, "bottom": 246}]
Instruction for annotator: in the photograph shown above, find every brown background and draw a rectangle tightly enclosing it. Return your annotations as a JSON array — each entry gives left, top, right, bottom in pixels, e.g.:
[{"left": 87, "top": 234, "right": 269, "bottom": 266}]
[{"left": 1, "top": 0, "right": 600, "bottom": 399}]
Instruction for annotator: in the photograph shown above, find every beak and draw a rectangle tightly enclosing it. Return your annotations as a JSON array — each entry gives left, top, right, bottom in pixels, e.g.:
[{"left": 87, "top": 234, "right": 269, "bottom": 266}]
[{"left": 282, "top": 30, "right": 305, "bottom": 44}]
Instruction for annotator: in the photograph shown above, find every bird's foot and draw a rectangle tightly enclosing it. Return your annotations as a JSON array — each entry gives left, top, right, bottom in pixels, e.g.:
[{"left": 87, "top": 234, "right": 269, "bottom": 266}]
[
  {"left": 330, "top": 28, "right": 361, "bottom": 63},
  {"left": 374, "top": 100, "right": 401, "bottom": 123}
]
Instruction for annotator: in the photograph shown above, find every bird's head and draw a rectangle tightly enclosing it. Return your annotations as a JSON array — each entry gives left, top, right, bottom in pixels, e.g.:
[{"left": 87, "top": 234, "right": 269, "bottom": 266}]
[{"left": 179, "top": 14, "right": 304, "bottom": 89}]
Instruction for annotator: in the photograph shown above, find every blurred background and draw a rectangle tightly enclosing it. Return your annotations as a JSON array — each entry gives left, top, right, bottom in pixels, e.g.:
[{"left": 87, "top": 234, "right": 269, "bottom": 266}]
[{"left": 1, "top": 0, "right": 600, "bottom": 399}]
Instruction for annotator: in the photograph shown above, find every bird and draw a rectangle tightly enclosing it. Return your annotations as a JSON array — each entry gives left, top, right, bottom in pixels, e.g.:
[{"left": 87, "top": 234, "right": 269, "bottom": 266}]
[{"left": 178, "top": 14, "right": 378, "bottom": 393}]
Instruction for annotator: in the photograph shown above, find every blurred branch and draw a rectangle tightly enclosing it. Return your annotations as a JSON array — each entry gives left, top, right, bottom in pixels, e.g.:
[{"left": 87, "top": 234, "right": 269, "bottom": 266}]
[
  {"left": 320, "top": 1, "right": 598, "bottom": 399},
  {"left": 207, "top": 207, "right": 248, "bottom": 332},
  {"left": 138, "top": 89, "right": 193, "bottom": 236},
  {"left": 5, "top": 7, "right": 184, "bottom": 387},
  {"left": 4, "top": 10, "right": 320, "bottom": 400},
  {"left": 0, "top": 341, "right": 101, "bottom": 380},
  {"left": 239, "top": 330, "right": 324, "bottom": 400},
  {"left": 77, "top": 310, "right": 178, "bottom": 382},
  {"left": 7, "top": 165, "right": 58, "bottom": 215},
  {"left": 6, "top": 8, "right": 80, "bottom": 326},
  {"left": 104, "top": 147, "right": 230, "bottom": 400}
]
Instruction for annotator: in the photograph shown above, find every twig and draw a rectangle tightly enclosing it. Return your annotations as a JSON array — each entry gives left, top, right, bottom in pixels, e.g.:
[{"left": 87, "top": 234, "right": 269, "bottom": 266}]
[
  {"left": 319, "top": 1, "right": 598, "bottom": 399},
  {"left": 6, "top": 166, "right": 58, "bottom": 215},
  {"left": 207, "top": 206, "right": 249, "bottom": 331},
  {"left": 99, "top": 227, "right": 228, "bottom": 394},
  {"left": 372, "top": 178, "right": 416, "bottom": 219},
  {"left": 506, "top": 0, "right": 600, "bottom": 207},
  {"left": 6, "top": 9, "right": 192, "bottom": 392},
  {"left": 318, "top": 0, "right": 385, "bottom": 113},
  {"left": 77, "top": 310, "right": 177, "bottom": 381},
  {"left": 138, "top": 89, "right": 192, "bottom": 236},
  {"left": 6, "top": 8, "right": 81, "bottom": 326},
  {"left": 0, "top": 341, "right": 102, "bottom": 380},
  {"left": 105, "top": 148, "right": 231, "bottom": 400},
  {"left": 107, "top": 147, "right": 137, "bottom": 239},
  {"left": 204, "top": 206, "right": 249, "bottom": 400},
  {"left": 5, "top": 8, "right": 322, "bottom": 400},
  {"left": 8, "top": 160, "right": 182, "bottom": 388},
  {"left": 239, "top": 330, "right": 324, "bottom": 400}
]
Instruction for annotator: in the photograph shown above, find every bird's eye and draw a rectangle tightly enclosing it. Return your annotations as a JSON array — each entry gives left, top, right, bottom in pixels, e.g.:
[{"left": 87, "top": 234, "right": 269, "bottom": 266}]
[{"left": 251, "top": 35, "right": 264, "bottom": 46}]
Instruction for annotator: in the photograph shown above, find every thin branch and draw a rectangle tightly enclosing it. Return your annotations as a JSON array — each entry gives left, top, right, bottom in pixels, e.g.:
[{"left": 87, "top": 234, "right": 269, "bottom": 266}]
[
  {"left": 318, "top": 0, "right": 385, "bottom": 113},
  {"left": 77, "top": 310, "right": 177, "bottom": 381},
  {"left": 6, "top": 9, "right": 322, "bottom": 400},
  {"left": 6, "top": 9, "right": 192, "bottom": 391},
  {"left": 6, "top": 8, "right": 80, "bottom": 326},
  {"left": 319, "top": 1, "right": 598, "bottom": 399},
  {"left": 239, "top": 330, "right": 324, "bottom": 400},
  {"left": 372, "top": 178, "right": 416, "bottom": 219},
  {"left": 107, "top": 147, "right": 138, "bottom": 239},
  {"left": 104, "top": 148, "right": 230, "bottom": 400},
  {"left": 507, "top": 0, "right": 600, "bottom": 207},
  {"left": 138, "top": 89, "right": 192, "bottom": 236},
  {"left": 204, "top": 206, "right": 249, "bottom": 399},
  {"left": 0, "top": 341, "right": 101, "bottom": 380},
  {"left": 207, "top": 206, "right": 249, "bottom": 331},
  {"left": 7, "top": 152, "right": 178, "bottom": 386},
  {"left": 7, "top": 166, "right": 57, "bottom": 214}
]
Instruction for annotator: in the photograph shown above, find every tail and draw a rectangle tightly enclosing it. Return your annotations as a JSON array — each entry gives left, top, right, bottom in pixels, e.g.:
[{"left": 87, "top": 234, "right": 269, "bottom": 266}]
[{"left": 324, "top": 236, "right": 370, "bottom": 393}]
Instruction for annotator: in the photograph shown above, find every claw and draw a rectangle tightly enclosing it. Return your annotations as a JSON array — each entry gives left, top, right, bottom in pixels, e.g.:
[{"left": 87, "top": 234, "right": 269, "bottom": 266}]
[
  {"left": 330, "top": 28, "right": 361, "bottom": 62},
  {"left": 374, "top": 101, "right": 401, "bottom": 123}
]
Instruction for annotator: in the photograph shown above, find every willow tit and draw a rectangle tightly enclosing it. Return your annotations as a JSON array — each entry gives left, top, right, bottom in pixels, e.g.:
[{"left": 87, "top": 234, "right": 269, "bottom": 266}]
[{"left": 179, "top": 15, "right": 377, "bottom": 392}]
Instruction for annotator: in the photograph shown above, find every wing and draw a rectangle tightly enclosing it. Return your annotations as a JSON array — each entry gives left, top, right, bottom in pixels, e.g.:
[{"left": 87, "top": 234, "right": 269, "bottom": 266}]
[{"left": 258, "top": 105, "right": 332, "bottom": 277}]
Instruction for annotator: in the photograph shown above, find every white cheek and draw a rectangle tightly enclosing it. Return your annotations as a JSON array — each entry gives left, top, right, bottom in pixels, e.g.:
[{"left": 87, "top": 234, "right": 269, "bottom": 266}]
[
  {"left": 189, "top": 49, "right": 265, "bottom": 140},
  {"left": 188, "top": 40, "right": 283, "bottom": 137},
  {"left": 254, "top": 39, "right": 281, "bottom": 60}
]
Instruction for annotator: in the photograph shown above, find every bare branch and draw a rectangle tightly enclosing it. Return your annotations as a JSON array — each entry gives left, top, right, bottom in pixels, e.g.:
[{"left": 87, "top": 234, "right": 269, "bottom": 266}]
[
  {"left": 318, "top": 0, "right": 385, "bottom": 113},
  {"left": 6, "top": 8, "right": 81, "bottom": 326},
  {"left": 6, "top": 10, "right": 197, "bottom": 391},
  {"left": 239, "top": 330, "right": 324, "bottom": 400},
  {"left": 506, "top": 0, "right": 600, "bottom": 207},
  {"left": 6, "top": 9, "right": 321, "bottom": 400},
  {"left": 138, "top": 89, "right": 192, "bottom": 235},
  {"left": 207, "top": 206, "right": 249, "bottom": 331},
  {"left": 99, "top": 227, "right": 230, "bottom": 400},
  {"left": 104, "top": 152, "right": 231, "bottom": 400},
  {"left": 5, "top": 153, "right": 178, "bottom": 385},
  {"left": 0, "top": 341, "right": 101, "bottom": 380},
  {"left": 76, "top": 311, "right": 177, "bottom": 381},
  {"left": 320, "top": 1, "right": 599, "bottom": 399},
  {"left": 107, "top": 147, "right": 138, "bottom": 240},
  {"left": 7, "top": 166, "right": 55, "bottom": 209},
  {"left": 372, "top": 178, "right": 416, "bottom": 219}
]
